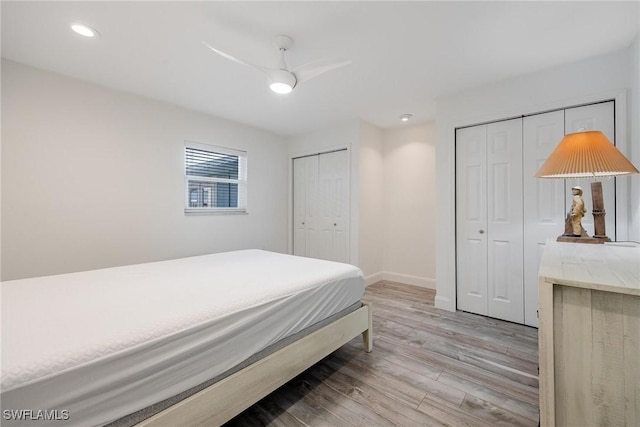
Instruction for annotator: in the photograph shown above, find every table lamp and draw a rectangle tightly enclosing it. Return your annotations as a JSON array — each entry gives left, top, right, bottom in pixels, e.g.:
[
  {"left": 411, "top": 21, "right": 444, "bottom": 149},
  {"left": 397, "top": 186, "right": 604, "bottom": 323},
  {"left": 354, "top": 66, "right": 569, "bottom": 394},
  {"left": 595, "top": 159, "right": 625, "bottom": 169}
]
[{"left": 535, "top": 130, "right": 638, "bottom": 243}]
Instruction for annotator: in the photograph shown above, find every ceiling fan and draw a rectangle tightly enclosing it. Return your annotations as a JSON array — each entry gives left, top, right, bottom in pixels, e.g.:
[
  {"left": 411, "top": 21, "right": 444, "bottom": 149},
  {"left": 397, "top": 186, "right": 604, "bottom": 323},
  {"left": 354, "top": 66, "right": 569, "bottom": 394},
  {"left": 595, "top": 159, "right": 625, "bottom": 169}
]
[{"left": 203, "top": 35, "right": 351, "bottom": 94}]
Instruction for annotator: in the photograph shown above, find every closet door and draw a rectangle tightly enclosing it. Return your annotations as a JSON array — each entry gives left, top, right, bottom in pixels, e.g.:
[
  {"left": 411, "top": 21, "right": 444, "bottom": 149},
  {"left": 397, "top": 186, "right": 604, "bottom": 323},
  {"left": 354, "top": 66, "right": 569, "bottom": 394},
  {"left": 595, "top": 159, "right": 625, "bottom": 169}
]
[
  {"left": 456, "top": 119, "right": 524, "bottom": 323},
  {"left": 317, "top": 150, "right": 350, "bottom": 262},
  {"left": 456, "top": 125, "right": 489, "bottom": 316},
  {"left": 523, "top": 110, "right": 566, "bottom": 327},
  {"left": 293, "top": 156, "right": 307, "bottom": 256},
  {"left": 293, "top": 150, "right": 349, "bottom": 263},
  {"left": 486, "top": 119, "right": 524, "bottom": 324},
  {"left": 457, "top": 101, "right": 617, "bottom": 326},
  {"left": 564, "top": 101, "right": 616, "bottom": 240},
  {"left": 292, "top": 155, "right": 319, "bottom": 257}
]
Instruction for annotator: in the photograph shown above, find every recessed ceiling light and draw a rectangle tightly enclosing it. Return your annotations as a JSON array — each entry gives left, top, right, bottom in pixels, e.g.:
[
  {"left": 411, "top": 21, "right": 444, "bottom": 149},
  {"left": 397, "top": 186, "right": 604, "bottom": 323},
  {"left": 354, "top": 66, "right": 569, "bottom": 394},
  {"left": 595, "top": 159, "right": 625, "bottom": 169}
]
[
  {"left": 71, "top": 24, "right": 99, "bottom": 38},
  {"left": 400, "top": 114, "right": 413, "bottom": 122}
]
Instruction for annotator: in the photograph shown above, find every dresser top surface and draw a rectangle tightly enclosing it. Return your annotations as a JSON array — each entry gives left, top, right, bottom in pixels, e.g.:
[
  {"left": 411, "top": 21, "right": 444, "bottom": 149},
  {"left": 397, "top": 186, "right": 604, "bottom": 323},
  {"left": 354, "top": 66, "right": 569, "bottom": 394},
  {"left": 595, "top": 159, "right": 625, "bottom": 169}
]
[{"left": 539, "top": 240, "right": 640, "bottom": 295}]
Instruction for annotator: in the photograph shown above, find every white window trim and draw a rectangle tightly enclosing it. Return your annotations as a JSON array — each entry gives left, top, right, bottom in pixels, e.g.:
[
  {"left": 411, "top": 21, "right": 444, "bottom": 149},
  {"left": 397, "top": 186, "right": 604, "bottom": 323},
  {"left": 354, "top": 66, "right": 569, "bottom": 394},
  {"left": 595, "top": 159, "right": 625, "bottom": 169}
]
[{"left": 184, "top": 141, "right": 248, "bottom": 215}]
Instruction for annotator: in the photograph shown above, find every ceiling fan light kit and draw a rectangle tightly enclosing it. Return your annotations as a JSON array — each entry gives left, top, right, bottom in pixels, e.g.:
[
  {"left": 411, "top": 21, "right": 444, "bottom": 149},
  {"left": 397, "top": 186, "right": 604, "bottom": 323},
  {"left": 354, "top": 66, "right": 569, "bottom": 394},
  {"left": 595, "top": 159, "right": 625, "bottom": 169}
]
[
  {"left": 269, "top": 69, "right": 296, "bottom": 94},
  {"left": 203, "top": 34, "right": 351, "bottom": 95},
  {"left": 71, "top": 23, "right": 99, "bottom": 38}
]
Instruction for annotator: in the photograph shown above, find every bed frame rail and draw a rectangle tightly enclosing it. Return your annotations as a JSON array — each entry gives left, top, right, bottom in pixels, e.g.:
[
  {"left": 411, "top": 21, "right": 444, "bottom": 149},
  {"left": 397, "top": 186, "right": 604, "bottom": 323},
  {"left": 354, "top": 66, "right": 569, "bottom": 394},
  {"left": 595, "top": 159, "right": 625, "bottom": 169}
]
[{"left": 137, "top": 302, "right": 373, "bottom": 426}]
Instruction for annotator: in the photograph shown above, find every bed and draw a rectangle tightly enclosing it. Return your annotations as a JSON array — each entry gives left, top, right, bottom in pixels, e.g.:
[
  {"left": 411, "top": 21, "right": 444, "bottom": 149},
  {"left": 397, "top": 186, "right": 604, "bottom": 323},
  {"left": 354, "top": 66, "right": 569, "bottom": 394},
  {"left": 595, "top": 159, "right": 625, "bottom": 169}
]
[{"left": 1, "top": 249, "right": 372, "bottom": 426}]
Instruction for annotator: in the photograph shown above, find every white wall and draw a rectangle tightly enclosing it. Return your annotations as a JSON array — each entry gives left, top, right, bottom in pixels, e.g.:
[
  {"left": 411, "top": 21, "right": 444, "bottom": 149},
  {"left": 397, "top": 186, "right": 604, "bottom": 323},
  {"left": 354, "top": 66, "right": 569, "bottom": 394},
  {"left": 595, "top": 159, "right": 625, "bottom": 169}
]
[
  {"left": 358, "top": 121, "right": 384, "bottom": 284},
  {"left": 435, "top": 47, "right": 635, "bottom": 311},
  {"left": 1, "top": 60, "right": 288, "bottom": 281},
  {"left": 382, "top": 123, "right": 436, "bottom": 288},
  {"left": 286, "top": 122, "right": 359, "bottom": 159}
]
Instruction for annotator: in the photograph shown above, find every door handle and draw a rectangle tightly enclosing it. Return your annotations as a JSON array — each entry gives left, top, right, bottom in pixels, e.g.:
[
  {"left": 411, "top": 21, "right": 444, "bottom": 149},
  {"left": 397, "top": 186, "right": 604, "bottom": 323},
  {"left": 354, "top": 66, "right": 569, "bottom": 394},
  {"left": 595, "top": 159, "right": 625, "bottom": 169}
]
[{"left": 479, "top": 229, "right": 485, "bottom": 234}]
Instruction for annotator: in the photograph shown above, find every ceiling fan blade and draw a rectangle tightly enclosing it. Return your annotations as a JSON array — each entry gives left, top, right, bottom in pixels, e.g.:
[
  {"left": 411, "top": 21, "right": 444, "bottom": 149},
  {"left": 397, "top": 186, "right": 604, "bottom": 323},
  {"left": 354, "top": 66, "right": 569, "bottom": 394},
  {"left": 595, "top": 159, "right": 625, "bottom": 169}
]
[
  {"left": 292, "top": 59, "right": 352, "bottom": 84},
  {"left": 202, "top": 41, "right": 270, "bottom": 74}
]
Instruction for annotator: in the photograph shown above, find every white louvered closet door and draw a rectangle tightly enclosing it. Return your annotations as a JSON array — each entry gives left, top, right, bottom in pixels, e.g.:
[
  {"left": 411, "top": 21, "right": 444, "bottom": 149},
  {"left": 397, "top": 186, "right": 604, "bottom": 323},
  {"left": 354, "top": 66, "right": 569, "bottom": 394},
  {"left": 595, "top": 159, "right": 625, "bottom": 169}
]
[{"left": 293, "top": 150, "right": 349, "bottom": 263}]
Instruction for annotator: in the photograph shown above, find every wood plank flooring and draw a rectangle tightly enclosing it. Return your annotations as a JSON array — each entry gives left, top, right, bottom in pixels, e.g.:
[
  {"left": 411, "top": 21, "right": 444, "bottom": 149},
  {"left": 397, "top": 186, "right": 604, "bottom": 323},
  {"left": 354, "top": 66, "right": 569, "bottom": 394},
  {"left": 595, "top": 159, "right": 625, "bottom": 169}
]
[{"left": 225, "top": 281, "right": 539, "bottom": 426}]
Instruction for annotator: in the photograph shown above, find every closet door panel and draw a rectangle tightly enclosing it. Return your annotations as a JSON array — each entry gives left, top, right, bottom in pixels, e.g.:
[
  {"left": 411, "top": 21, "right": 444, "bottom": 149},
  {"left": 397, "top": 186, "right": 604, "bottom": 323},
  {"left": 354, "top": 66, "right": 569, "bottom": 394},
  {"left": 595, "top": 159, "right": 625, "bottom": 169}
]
[
  {"left": 486, "top": 119, "right": 524, "bottom": 324},
  {"left": 523, "top": 110, "right": 565, "bottom": 327},
  {"left": 293, "top": 150, "right": 350, "bottom": 263},
  {"left": 292, "top": 157, "right": 307, "bottom": 256},
  {"left": 318, "top": 153, "right": 334, "bottom": 261},
  {"left": 565, "top": 101, "right": 616, "bottom": 239},
  {"left": 331, "top": 150, "right": 350, "bottom": 263},
  {"left": 304, "top": 155, "right": 321, "bottom": 259},
  {"left": 456, "top": 125, "right": 488, "bottom": 316}
]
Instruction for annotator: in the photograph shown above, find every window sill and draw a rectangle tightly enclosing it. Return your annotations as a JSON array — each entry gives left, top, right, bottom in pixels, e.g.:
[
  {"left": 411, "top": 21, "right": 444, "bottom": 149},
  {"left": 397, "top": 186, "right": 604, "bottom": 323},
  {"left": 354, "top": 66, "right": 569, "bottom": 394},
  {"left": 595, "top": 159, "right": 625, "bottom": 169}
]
[{"left": 184, "top": 209, "right": 248, "bottom": 216}]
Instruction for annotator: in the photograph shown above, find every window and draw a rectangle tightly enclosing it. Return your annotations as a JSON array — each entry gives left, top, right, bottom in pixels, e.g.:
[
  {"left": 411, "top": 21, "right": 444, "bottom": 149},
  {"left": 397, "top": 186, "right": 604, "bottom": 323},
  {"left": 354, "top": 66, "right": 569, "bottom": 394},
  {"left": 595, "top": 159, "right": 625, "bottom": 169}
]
[{"left": 184, "top": 142, "right": 247, "bottom": 214}]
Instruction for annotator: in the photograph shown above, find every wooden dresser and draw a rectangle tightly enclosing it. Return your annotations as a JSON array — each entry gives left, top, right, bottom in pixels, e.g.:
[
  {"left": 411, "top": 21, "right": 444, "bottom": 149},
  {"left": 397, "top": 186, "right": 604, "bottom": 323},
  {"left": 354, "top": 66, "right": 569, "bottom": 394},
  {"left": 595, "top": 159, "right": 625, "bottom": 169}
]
[{"left": 538, "top": 240, "right": 640, "bottom": 426}]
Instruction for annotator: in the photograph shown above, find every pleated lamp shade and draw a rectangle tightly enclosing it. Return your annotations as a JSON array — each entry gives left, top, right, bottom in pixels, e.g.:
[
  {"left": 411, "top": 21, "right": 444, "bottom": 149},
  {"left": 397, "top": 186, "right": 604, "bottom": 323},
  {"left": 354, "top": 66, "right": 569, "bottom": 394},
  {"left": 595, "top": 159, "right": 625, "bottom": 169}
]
[{"left": 535, "top": 130, "right": 639, "bottom": 178}]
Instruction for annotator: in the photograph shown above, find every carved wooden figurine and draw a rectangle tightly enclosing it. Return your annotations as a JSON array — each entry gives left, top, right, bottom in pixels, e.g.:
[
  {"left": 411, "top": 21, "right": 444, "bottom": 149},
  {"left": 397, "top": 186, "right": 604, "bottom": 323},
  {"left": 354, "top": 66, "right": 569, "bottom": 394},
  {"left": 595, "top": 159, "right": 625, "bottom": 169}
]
[{"left": 564, "top": 186, "right": 588, "bottom": 237}]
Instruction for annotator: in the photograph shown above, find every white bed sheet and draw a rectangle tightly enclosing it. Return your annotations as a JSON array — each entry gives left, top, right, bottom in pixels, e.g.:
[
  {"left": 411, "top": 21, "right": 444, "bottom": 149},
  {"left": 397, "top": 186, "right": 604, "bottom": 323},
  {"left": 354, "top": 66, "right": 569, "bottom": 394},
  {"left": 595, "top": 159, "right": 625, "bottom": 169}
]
[{"left": 1, "top": 250, "right": 364, "bottom": 426}]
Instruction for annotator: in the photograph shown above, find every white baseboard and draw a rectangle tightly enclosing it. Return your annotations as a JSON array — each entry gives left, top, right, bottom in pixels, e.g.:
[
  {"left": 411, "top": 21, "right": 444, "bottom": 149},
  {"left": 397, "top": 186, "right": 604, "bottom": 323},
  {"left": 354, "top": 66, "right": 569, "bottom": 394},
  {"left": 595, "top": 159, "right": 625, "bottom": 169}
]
[
  {"left": 382, "top": 271, "right": 436, "bottom": 289},
  {"left": 363, "top": 271, "right": 436, "bottom": 289},
  {"left": 364, "top": 272, "right": 383, "bottom": 287}
]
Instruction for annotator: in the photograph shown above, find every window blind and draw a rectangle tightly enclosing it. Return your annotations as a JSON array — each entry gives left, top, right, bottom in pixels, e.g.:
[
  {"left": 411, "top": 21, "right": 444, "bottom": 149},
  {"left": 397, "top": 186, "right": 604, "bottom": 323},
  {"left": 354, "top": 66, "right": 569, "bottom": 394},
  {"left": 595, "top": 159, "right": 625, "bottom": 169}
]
[{"left": 184, "top": 143, "right": 247, "bottom": 212}]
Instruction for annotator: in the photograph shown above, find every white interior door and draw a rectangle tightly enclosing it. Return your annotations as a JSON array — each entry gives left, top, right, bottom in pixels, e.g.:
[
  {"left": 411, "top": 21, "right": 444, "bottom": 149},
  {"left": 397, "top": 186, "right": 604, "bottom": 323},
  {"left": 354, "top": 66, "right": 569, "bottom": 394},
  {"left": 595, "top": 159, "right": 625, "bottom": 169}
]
[
  {"left": 293, "top": 157, "right": 307, "bottom": 256},
  {"left": 318, "top": 153, "right": 335, "bottom": 260},
  {"left": 331, "top": 150, "right": 350, "bottom": 263},
  {"left": 564, "top": 101, "right": 616, "bottom": 239},
  {"left": 523, "top": 110, "right": 565, "bottom": 327},
  {"left": 318, "top": 150, "right": 350, "bottom": 263},
  {"left": 457, "top": 120, "right": 524, "bottom": 323},
  {"left": 456, "top": 101, "right": 617, "bottom": 327},
  {"left": 293, "top": 155, "right": 320, "bottom": 258},
  {"left": 304, "top": 156, "right": 320, "bottom": 259},
  {"left": 293, "top": 150, "right": 349, "bottom": 263},
  {"left": 486, "top": 119, "right": 524, "bottom": 324},
  {"left": 456, "top": 125, "right": 488, "bottom": 316}
]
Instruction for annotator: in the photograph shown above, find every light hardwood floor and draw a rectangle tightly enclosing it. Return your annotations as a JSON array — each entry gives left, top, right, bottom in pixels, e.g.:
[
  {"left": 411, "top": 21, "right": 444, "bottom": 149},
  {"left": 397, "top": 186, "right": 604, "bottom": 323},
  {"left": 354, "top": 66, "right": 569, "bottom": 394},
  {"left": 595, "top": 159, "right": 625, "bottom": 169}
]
[{"left": 225, "top": 281, "right": 539, "bottom": 426}]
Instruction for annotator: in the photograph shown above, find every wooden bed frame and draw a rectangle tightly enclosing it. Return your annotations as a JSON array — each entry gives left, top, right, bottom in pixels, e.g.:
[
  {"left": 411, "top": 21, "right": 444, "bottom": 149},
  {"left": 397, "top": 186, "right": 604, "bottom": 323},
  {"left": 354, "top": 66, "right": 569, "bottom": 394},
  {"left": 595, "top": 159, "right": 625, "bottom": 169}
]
[{"left": 137, "top": 302, "right": 373, "bottom": 426}]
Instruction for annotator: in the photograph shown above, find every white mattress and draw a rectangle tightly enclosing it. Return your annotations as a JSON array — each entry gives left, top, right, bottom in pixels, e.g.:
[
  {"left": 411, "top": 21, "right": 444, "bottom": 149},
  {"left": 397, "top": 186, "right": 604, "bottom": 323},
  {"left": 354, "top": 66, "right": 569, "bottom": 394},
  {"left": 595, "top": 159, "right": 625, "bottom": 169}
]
[{"left": 1, "top": 250, "right": 364, "bottom": 426}]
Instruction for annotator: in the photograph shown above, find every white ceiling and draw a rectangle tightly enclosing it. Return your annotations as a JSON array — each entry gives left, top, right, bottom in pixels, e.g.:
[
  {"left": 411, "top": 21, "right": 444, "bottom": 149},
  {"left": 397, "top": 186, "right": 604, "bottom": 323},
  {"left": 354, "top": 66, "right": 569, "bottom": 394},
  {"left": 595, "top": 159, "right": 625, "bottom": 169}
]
[{"left": 2, "top": 1, "right": 639, "bottom": 136}]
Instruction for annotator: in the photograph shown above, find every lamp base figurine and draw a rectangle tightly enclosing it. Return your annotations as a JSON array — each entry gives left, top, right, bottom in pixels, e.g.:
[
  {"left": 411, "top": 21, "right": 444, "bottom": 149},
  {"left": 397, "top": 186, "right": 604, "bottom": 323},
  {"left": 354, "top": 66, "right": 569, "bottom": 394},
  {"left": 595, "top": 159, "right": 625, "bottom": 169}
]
[
  {"left": 556, "top": 185, "right": 609, "bottom": 244},
  {"left": 557, "top": 214, "right": 601, "bottom": 243},
  {"left": 557, "top": 235, "right": 609, "bottom": 244}
]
